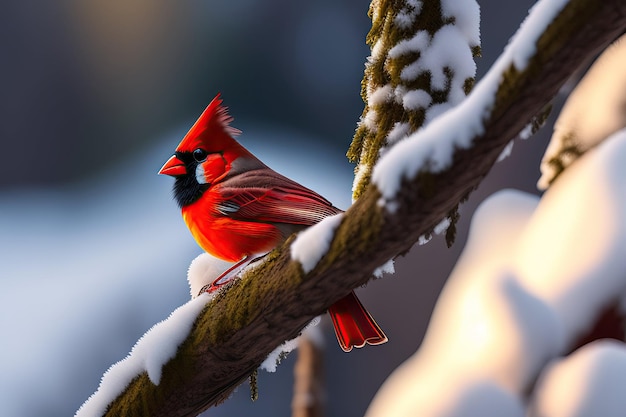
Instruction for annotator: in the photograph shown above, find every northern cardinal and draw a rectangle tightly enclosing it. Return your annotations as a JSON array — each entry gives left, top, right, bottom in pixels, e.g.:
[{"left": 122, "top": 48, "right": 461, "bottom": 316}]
[{"left": 159, "top": 94, "right": 387, "bottom": 352}]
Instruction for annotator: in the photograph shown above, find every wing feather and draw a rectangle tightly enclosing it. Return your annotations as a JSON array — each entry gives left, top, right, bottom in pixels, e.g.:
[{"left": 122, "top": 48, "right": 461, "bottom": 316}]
[{"left": 216, "top": 169, "right": 342, "bottom": 226}]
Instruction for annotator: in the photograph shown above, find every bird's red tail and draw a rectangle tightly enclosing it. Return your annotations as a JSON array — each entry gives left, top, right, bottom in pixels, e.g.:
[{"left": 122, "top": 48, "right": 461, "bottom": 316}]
[{"left": 328, "top": 291, "right": 388, "bottom": 352}]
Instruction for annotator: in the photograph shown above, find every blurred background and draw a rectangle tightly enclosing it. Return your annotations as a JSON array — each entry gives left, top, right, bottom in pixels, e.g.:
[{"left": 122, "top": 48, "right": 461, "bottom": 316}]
[{"left": 0, "top": 0, "right": 553, "bottom": 416}]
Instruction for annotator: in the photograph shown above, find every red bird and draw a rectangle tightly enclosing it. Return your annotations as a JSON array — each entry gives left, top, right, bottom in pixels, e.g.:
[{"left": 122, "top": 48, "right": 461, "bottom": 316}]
[{"left": 159, "top": 94, "right": 387, "bottom": 352}]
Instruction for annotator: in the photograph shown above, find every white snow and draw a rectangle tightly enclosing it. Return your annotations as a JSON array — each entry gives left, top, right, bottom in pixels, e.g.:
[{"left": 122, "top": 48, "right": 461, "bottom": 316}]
[
  {"left": 386, "top": 122, "right": 411, "bottom": 147},
  {"left": 366, "top": 190, "right": 554, "bottom": 417},
  {"left": 498, "top": 120, "right": 534, "bottom": 163},
  {"left": 187, "top": 252, "right": 233, "bottom": 297},
  {"left": 366, "top": 127, "right": 626, "bottom": 416},
  {"left": 388, "top": 31, "right": 430, "bottom": 59},
  {"left": 260, "top": 317, "right": 321, "bottom": 373},
  {"left": 362, "top": 108, "right": 379, "bottom": 132},
  {"left": 531, "top": 340, "right": 626, "bottom": 417},
  {"left": 373, "top": 259, "right": 395, "bottom": 279},
  {"left": 424, "top": 102, "right": 453, "bottom": 124},
  {"left": 432, "top": 217, "right": 451, "bottom": 235},
  {"left": 497, "top": 140, "right": 515, "bottom": 162},
  {"left": 402, "top": 89, "right": 432, "bottom": 110},
  {"left": 518, "top": 122, "right": 535, "bottom": 140},
  {"left": 441, "top": 0, "right": 481, "bottom": 47},
  {"left": 352, "top": 164, "right": 372, "bottom": 200},
  {"left": 514, "top": 128, "right": 626, "bottom": 345},
  {"left": 372, "top": 0, "right": 569, "bottom": 205},
  {"left": 290, "top": 213, "right": 344, "bottom": 273},
  {"left": 394, "top": 0, "right": 423, "bottom": 29},
  {"left": 417, "top": 234, "right": 432, "bottom": 245},
  {"left": 369, "top": 85, "right": 394, "bottom": 106},
  {"left": 372, "top": 96, "right": 486, "bottom": 202},
  {"left": 412, "top": 217, "right": 452, "bottom": 247},
  {"left": 75, "top": 294, "right": 212, "bottom": 417},
  {"left": 538, "top": 34, "right": 626, "bottom": 190},
  {"left": 260, "top": 338, "right": 301, "bottom": 373},
  {"left": 401, "top": 25, "right": 476, "bottom": 93},
  {"left": 370, "top": 38, "right": 385, "bottom": 63},
  {"left": 355, "top": 0, "right": 480, "bottom": 197},
  {"left": 190, "top": 244, "right": 328, "bottom": 376}
]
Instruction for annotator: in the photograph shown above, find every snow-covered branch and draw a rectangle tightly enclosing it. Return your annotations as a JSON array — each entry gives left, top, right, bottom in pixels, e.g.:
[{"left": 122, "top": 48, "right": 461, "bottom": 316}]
[
  {"left": 348, "top": 0, "right": 480, "bottom": 199},
  {"left": 538, "top": 34, "right": 626, "bottom": 190},
  {"left": 78, "top": 0, "right": 626, "bottom": 415},
  {"left": 367, "top": 22, "right": 626, "bottom": 417},
  {"left": 366, "top": 126, "right": 626, "bottom": 417}
]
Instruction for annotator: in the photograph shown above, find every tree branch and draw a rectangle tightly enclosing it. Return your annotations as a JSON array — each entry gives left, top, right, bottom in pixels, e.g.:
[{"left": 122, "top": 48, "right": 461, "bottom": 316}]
[
  {"left": 291, "top": 336, "right": 325, "bottom": 417},
  {"left": 102, "top": 0, "right": 626, "bottom": 415},
  {"left": 348, "top": 0, "right": 480, "bottom": 199}
]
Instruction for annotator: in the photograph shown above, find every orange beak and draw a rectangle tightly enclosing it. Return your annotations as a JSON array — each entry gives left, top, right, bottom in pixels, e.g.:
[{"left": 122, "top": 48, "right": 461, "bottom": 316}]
[{"left": 158, "top": 155, "right": 187, "bottom": 176}]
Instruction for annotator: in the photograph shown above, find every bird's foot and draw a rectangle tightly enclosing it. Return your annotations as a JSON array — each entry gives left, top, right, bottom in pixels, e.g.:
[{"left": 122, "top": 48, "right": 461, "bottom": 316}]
[{"left": 198, "top": 253, "right": 268, "bottom": 295}]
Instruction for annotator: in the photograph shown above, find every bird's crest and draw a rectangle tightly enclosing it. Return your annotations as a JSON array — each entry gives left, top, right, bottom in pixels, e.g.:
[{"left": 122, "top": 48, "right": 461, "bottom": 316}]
[{"left": 176, "top": 93, "right": 242, "bottom": 153}]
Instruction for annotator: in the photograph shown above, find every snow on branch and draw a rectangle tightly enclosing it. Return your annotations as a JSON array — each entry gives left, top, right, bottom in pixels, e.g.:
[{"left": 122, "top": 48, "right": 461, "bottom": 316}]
[
  {"left": 76, "top": 0, "right": 626, "bottom": 415},
  {"left": 348, "top": 0, "right": 481, "bottom": 200},
  {"left": 372, "top": 0, "right": 626, "bottom": 210},
  {"left": 538, "top": 33, "right": 626, "bottom": 190},
  {"left": 76, "top": 295, "right": 213, "bottom": 417},
  {"left": 366, "top": 128, "right": 626, "bottom": 417}
]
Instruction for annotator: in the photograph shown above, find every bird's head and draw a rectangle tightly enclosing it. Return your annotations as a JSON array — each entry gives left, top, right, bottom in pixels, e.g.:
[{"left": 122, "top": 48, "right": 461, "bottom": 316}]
[{"left": 159, "top": 94, "right": 257, "bottom": 207}]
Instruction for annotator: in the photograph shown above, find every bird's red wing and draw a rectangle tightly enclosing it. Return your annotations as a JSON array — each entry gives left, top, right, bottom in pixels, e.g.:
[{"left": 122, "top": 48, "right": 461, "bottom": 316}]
[{"left": 216, "top": 169, "right": 342, "bottom": 226}]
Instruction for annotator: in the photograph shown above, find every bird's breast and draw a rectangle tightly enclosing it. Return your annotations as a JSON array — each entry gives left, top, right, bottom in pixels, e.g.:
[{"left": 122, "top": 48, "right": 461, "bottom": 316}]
[{"left": 181, "top": 197, "right": 282, "bottom": 262}]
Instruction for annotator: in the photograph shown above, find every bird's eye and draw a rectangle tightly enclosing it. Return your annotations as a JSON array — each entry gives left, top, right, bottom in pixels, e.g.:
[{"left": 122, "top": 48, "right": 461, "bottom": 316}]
[{"left": 192, "top": 148, "right": 208, "bottom": 162}]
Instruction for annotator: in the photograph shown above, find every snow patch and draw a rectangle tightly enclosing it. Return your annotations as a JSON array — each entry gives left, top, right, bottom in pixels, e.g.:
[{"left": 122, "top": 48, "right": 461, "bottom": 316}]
[
  {"left": 362, "top": 108, "right": 379, "bottom": 132},
  {"left": 388, "top": 31, "right": 430, "bottom": 59},
  {"left": 373, "top": 0, "right": 568, "bottom": 207},
  {"left": 260, "top": 317, "right": 321, "bottom": 373},
  {"left": 514, "top": 128, "right": 626, "bottom": 344},
  {"left": 497, "top": 140, "right": 514, "bottom": 162},
  {"left": 373, "top": 259, "right": 395, "bottom": 278},
  {"left": 394, "top": 0, "right": 423, "bottom": 29},
  {"left": 401, "top": 25, "right": 476, "bottom": 91},
  {"left": 367, "top": 128, "right": 626, "bottom": 416},
  {"left": 441, "top": 0, "right": 480, "bottom": 47},
  {"left": 291, "top": 213, "right": 344, "bottom": 273},
  {"left": 433, "top": 217, "right": 451, "bottom": 236},
  {"left": 356, "top": 0, "right": 480, "bottom": 199},
  {"left": 187, "top": 252, "right": 233, "bottom": 297},
  {"left": 369, "top": 85, "right": 393, "bottom": 106},
  {"left": 386, "top": 122, "right": 411, "bottom": 147},
  {"left": 402, "top": 89, "right": 432, "bottom": 110},
  {"left": 76, "top": 294, "right": 211, "bottom": 417},
  {"left": 532, "top": 340, "right": 626, "bottom": 417}
]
